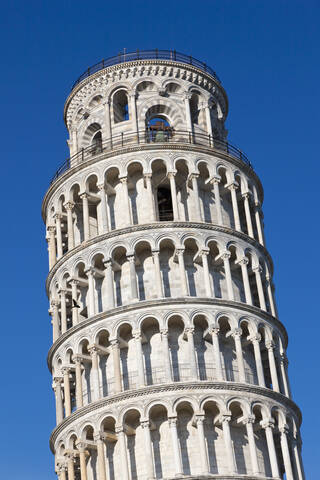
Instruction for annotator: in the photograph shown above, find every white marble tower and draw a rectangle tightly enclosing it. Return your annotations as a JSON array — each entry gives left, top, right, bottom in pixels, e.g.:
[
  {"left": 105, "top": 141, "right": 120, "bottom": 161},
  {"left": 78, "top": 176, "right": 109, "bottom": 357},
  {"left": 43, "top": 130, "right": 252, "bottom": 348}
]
[{"left": 42, "top": 50, "right": 305, "bottom": 480}]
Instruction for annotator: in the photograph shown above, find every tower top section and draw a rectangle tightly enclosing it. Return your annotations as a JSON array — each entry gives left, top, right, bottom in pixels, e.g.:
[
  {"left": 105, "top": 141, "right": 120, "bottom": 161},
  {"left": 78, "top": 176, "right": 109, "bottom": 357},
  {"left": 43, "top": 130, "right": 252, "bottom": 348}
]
[{"left": 71, "top": 49, "right": 222, "bottom": 92}]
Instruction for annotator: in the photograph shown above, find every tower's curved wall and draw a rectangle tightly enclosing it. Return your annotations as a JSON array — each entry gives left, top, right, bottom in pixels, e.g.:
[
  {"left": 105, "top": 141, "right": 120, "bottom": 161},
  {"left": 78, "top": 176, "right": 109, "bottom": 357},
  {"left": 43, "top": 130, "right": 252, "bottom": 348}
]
[{"left": 43, "top": 53, "right": 305, "bottom": 480}]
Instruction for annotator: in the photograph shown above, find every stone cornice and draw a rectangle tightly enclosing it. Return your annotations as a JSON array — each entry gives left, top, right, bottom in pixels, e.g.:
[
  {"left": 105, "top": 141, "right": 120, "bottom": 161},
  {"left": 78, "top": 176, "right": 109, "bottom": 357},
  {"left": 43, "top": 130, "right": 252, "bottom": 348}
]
[
  {"left": 42, "top": 144, "right": 263, "bottom": 217},
  {"left": 45, "top": 222, "right": 273, "bottom": 291},
  {"left": 47, "top": 297, "right": 287, "bottom": 369},
  {"left": 49, "top": 381, "right": 301, "bottom": 452},
  {"left": 63, "top": 59, "right": 228, "bottom": 125}
]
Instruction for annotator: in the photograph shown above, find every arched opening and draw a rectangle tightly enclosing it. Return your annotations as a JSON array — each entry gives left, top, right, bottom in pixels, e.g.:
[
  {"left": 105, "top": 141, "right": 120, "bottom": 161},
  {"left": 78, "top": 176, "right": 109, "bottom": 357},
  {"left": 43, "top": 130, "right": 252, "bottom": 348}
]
[
  {"left": 91, "top": 130, "right": 102, "bottom": 153},
  {"left": 149, "top": 405, "right": 172, "bottom": 478},
  {"left": 157, "top": 187, "right": 173, "bottom": 221},
  {"left": 113, "top": 90, "right": 129, "bottom": 123},
  {"left": 252, "top": 405, "right": 272, "bottom": 477},
  {"left": 141, "top": 317, "right": 162, "bottom": 385},
  {"left": 101, "top": 417, "right": 118, "bottom": 480},
  {"left": 147, "top": 116, "right": 172, "bottom": 142},
  {"left": 168, "top": 316, "right": 188, "bottom": 381}
]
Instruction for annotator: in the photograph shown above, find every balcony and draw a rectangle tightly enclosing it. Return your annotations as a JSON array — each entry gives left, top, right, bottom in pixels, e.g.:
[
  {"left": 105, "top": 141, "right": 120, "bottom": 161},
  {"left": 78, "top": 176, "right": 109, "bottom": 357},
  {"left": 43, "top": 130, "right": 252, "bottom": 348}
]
[
  {"left": 50, "top": 129, "right": 252, "bottom": 185},
  {"left": 71, "top": 49, "right": 221, "bottom": 91}
]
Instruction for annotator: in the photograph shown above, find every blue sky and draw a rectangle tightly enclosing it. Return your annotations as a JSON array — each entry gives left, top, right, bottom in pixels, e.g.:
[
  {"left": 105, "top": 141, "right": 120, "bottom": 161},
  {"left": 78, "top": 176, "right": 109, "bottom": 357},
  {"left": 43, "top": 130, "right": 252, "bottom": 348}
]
[{"left": 0, "top": 1, "right": 319, "bottom": 478}]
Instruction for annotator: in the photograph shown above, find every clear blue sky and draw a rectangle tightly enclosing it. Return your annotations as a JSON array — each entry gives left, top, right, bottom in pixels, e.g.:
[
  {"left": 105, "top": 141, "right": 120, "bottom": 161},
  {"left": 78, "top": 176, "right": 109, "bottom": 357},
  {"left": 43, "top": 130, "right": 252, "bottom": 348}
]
[{"left": 0, "top": 1, "right": 318, "bottom": 478}]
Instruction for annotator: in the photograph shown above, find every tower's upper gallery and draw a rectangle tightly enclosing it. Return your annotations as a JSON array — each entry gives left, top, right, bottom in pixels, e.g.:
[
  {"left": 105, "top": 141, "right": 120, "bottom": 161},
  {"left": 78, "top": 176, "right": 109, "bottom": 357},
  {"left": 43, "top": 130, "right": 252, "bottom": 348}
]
[{"left": 63, "top": 49, "right": 228, "bottom": 156}]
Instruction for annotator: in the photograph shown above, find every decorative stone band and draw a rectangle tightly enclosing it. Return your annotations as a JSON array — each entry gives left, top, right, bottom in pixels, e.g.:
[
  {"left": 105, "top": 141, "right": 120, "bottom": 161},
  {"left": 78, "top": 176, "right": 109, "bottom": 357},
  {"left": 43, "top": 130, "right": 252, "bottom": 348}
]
[
  {"left": 49, "top": 381, "right": 301, "bottom": 453},
  {"left": 47, "top": 297, "right": 288, "bottom": 368},
  {"left": 45, "top": 222, "right": 273, "bottom": 291}
]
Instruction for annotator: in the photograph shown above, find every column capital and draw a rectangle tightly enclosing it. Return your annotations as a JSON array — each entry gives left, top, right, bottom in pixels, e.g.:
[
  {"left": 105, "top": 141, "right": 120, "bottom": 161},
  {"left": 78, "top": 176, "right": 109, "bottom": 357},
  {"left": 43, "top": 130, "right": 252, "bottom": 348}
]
[
  {"left": 127, "top": 254, "right": 136, "bottom": 263},
  {"left": 103, "top": 258, "right": 113, "bottom": 268},
  {"left": 195, "top": 414, "right": 205, "bottom": 424},
  {"left": 168, "top": 416, "right": 178, "bottom": 427},
  {"left": 261, "top": 418, "right": 275, "bottom": 429},
  {"left": 52, "top": 377, "right": 63, "bottom": 389},
  {"left": 220, "top": 250, "right": 231, "bottom": 260},
  {"left": 110, "top": 338, "right": 119, "bottom": 348},
  {"left": 133, "top": 330, "right": 142, "bottom": 341},
  {"left": 253, "top": 265, "right": 263, "bottom": 274},
  {"left": 248, "top": 333, "right": 262, "bottom": 344},
  {"left": 64, "top": 201, "right": 75, "bottom": 211},
  {"left": 189, "top": 172, "right": 200, "bottom": 180},
  {"left": 222, "top": 414, "right": 232, "bottom": 423},
  {"left": 183, "top": 92, "right": 192, "bottom": 100},
  {"left": 88, "top": 344, "right": 99, "bottom": 355},
  {"left": 80, "top": 192, "right": 89, "bottom": 200},
  {"left": 144, "top": 172, "right": 152, "bottom": 179},
  {"left": 176, "top": 247, "right": 185, "bottom": 255},
  {"left": 50, "top": 299, "right": 60, "bottom": 309},
  {"left": 167, "top": 171, "right": 177, "bottom": 179},
  {"left": 279, "top": 424, "right": 290, "bottom": 435},
  {"left": 47, "top": 225, "right": 56, "bottom": 235},
  {"left": 209, "top": 175, "right": 221, "bottom": 185},
  {"left": 241, "top": 191, "right": 252, "bottom": 200},
  {"left": 185, "top": 326, "right": 195, "bottom": 335},
  {"left": 61, "top": 366, "right": 70, "bottom": 375},
  {"left": 70, "top": 278, "right": 79, "bottom": 286},
  {"left": 151, "top": 249, "right": 160, "bottom": 257},
  {"left": 75, "top": 441, "right": 89, "bottom": 453},
  {"left": 266, "top": 340, "right": 275, "bottom": 350},
  {"left": 119, "top": 176, "right": 128, "bottom": 184},
  {"left": 243, "top": 415, "right": 256, "bottom": 425},
  {"left": 160, "top": 328, "right": 169, "bottom": 337},
  {"left": 236, "top": 256, "right": 249, "bottom": 266},
  {"left": 200, "top": 248, "right": 210, "bottom": 256},
  {"left": 140, "top": 420, "right": 150, "bottom": 429},
  {"left": 280, "top": 352, "right": 289, "bottom": 367},
  {"left": 226, "top": 181, "right": 239, "bottom": 191},
  {"left": 93, "top": 432, "right": 105, "bottom": 442},
  {"left": 97, "top": 183, "right": 106, "bottom": 191},
  {"left": 210, "top": 326, "right": 220, "bottom": 335},
  {"left": 54, "top": 212, "right": 64, "bottom": 220},
  {"left": 232, "top": 328, "right": 243, "bottom": 338},
  {"left": 72, "top": 354, "right": 83, "bottom": 365},
  {"left": 115, "top": 425, "right": 124, "bottom": 434},
  {"left": 84, "top": 267, "right": 94, "bottom": 276}
]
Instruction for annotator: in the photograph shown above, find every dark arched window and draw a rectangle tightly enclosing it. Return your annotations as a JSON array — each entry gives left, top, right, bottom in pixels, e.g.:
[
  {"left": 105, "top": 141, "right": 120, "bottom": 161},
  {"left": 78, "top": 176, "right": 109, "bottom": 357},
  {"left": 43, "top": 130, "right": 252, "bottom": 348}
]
[
  {"left": 91, "top": 131, "right": 102, "bottom": 152},
  {"left": 190, "top": 92, "right": 200, "bottom": 125},
  {"left": 157, "top": 187, "right": 173, "bottom": 221},
  {"left": 113, "top": 90, "right": 129, "bottom": 123}
]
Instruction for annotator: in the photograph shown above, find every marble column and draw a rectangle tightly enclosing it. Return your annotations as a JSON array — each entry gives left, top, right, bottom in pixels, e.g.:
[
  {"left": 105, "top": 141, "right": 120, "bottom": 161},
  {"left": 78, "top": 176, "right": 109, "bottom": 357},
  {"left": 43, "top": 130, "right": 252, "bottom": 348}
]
[
  {"left": 94, "top": 434, "right": 107, "bottom": 480},
  {"left": 88, "top": 346, "right": 100, "bottom": 401},
  {"left": 266, "top": 340, "right": 280, "bottom": 392},
  {"left": 152, "top": 250, "right": 164, "bottom": 297},
  {"left": 190, "top": 173, "right": 202, "bottom": 221},
  {"left": 280, "top": 426, "right": 294, "bottom": 480},
  {"left": 204, "top": 102, "right": 213, "bottom": 136},
  {"left": 74, "top": 356, "right": 83, "bottom": 408},
  {"left": 47, "top": 226, "right": 57, "bottom": 268},
  {"left": 130, "top": 92, "right": 139, "bottom": 138},
  {"left": 104, "top": 100, "right": 112, "bottom": 144},
  {"left": 253, "top": 266, "right": 267, "bottom": 311},
  {"left": 144, "top": 173, "right": 156, "bottom": 221},
  {"left": 168, "top": 172, "right": 179, "bottom": 221},
  {"left": 280, "top": 353, "right": 291, "bottom": 398},
  {"left": 222, "top": 415, "right": 237, "bottom": 474},
  {"left": 62, "top": 367, "right": 71, "bottom": 417},
  {"left": 66, "top": 453, "right": 75, "bottom": 480},
  {"left": 141, "top": 421, "right": 155, "bottom": 478},
  {"left": 201, "top": 249, "right": 212, "bottom": 297},
  {"left": 120, "top": 177, "right": 132, "bottom": 225},
  {"left": 169, "top": 417, "right": 183, "bottom": 475},
  {"left": 292, "top": 436, "right": 305, "bottom": 480},
  {"left": 97, "top": 184, "right": 109, "bottom": 233},
  {"left": 77, "top": 443, "right": 88, "bottom": 480},
  {"left": 262, "top": 420, "right": 279, "bottom": 478},
  {"left": 86, "top": 269, "right": 96, "bottom": 317},
  {"left": 55, "top": 213, "right": 64, "bottom": 258},
  {"left": 111, "top": 340, "right": 122, "bottom": 393},
  {"left": 211, "top": 327, "right": 223, "bottom": 380},
  {"left": 103, "top": 259, "right": 115, "bottom": 308},
  {"left": 71, "top": 280, "right": 79, "bottom": 325},
  {"left": 51, "top": 300, "right": 60, "bottom": 342},
  {"left": 254, "top": 203, "right": 265, "bottom": 246},
  {"left": 60, "top": 289, "right": 67, "bottom": 334},
  {"left": 64, "top": 202, "right": 75, "bottom": 250},
  {"left": 116, "top": 428, "right": 130, "bottom": 480},
  {"left": 184, "top": 93, "right": 192, "bottom": 132},
  {"left": 228, "top": 182, "right": 241, "bottom": 231},
  {"left": 196, "top": 415, "right": 209, "bottom": 474},
  {"left": 53, "top": 377, "right": 64, "bottom": 423},
  {"left": 242, "top": 192, "right": 254, "bottom": 238},
  {"left": 127, "top": 254, "right": 138, "bottom": 301},
  {"left": 186, "top": 327, "right": 198, "bottom": 379},
  {"left": 266, "top": 276, "right": 277, "bottom": 317},
  {"left": 80, "top": 193, "right": 90, "bottom": 241},
  {"left": 134, "top": 332, "right": 145, "bottom": 387},
  {"left": 221, "top": 251, "right": 234, "bottom": 301},
  {"left": 249, "top": 334, "right": 265, "bottom": 387},
  {"left": 244, "top": 416, "right": 260, "bottom": 475},
  {"left": 176, "top": 248, "right": 189, "bottom": 296},
  {"left": 161, "top": 329, "right": 173, "bottom": 382},
  {"left": 232, "top": 328, "right": 246, "bottom": 383},
  {"left": 237, "top": 256, "right": 253, "bottom": 305},
  {"left": 211, "top": 176, "right": 223, "bottom": 225}
]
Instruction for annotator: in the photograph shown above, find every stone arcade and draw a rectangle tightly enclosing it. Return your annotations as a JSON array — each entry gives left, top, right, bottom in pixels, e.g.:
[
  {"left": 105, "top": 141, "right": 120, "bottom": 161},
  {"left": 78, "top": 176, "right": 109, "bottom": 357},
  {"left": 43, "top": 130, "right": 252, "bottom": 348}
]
[{"left": 42, "top": 50, "right": 305, "bottom": 480}]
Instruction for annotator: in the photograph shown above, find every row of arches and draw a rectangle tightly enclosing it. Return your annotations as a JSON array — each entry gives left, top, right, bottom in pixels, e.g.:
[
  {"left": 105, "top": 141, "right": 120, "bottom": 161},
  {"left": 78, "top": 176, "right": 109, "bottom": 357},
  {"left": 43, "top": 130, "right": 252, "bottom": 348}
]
[
  {"left": 46, "top": 158, "right": 264, "bottom": 269},
  {"left": 52, "top": 312, "right": 290, "bottom": 428},
  {"left": 55, "top": 397, "right": 303, "bottom": 480},
  {"left": 49, "top": 236, "right": 276, "bottom": 341}
]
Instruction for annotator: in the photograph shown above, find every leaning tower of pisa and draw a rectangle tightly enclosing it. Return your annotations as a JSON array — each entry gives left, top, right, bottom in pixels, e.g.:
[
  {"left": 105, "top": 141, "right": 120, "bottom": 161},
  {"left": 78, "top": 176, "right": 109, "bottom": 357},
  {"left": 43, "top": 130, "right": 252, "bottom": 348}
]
[{"left": 43, "top": 50, "right": 305, "bottom": 480}]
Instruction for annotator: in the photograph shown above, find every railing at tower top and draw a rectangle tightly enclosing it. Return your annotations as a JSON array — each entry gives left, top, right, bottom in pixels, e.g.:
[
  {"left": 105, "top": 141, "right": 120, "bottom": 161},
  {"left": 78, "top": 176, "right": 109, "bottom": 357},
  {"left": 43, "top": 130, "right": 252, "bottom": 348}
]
[
  {"left": 71, "top": 49, "right": 221, "bottom": 91},
  {"left": 50, "top": 130, "right": 252, "bottom": 185}
]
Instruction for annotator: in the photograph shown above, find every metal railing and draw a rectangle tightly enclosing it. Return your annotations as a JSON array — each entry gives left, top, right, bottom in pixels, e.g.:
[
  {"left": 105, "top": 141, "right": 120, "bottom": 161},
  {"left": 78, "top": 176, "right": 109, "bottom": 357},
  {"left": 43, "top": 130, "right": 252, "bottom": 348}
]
[
  {"left": 50, "top": 129, "right": 252, "bottom": 185},
  {"left": 71, "top": 49, "right": 221, "bottom": 90}
]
